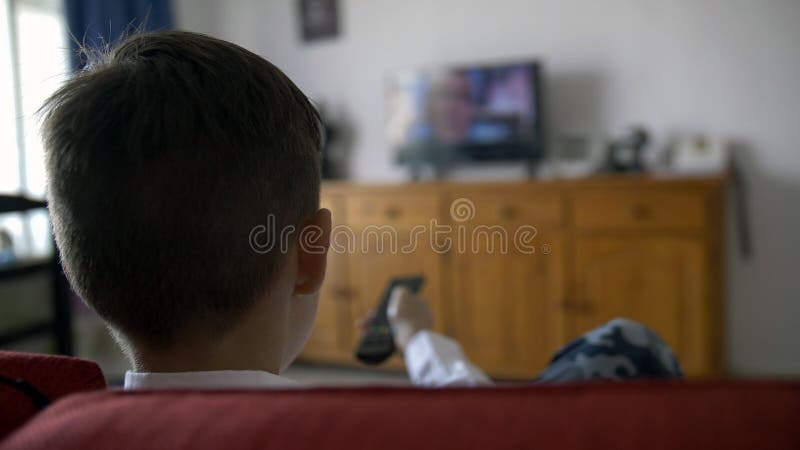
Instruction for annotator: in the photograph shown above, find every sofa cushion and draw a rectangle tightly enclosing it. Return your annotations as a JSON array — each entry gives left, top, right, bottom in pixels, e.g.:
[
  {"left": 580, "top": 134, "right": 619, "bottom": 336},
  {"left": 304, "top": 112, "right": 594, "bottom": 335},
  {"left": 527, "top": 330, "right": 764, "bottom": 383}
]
[
  {"left": 0, "top": 351, "right": 106, "bottom": 440},
  {"left": 2, "top": 381, "right": 799, "bottom": 450}
]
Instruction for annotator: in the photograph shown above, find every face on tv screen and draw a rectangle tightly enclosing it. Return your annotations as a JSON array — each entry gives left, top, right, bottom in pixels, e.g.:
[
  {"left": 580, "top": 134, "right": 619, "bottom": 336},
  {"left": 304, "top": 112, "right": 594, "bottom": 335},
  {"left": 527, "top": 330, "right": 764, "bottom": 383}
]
[{"left": 387, "top": 62, "right": 540, "bottom": 160}]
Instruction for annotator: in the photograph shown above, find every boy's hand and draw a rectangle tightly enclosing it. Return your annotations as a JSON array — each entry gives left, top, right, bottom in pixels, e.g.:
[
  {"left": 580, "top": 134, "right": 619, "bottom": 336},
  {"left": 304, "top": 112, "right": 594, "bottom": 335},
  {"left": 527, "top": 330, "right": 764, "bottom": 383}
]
[{"left": 386, "top": 286, "right": 433, "bottom": 352}]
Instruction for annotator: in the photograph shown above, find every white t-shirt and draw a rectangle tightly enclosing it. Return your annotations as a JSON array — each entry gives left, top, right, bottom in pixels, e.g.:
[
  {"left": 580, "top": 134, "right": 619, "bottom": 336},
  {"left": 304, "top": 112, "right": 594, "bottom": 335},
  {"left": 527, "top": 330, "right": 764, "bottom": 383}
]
[{"left": 124, "top": 330, "right": 491, "bottom": 389}]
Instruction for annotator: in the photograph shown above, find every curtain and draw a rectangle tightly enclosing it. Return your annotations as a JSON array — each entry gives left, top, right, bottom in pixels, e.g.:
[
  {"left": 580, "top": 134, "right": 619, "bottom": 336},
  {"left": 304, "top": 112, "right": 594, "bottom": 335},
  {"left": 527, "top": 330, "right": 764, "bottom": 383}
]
[{"left": 64, "top": 0, "right": 173, "bottom": 70}]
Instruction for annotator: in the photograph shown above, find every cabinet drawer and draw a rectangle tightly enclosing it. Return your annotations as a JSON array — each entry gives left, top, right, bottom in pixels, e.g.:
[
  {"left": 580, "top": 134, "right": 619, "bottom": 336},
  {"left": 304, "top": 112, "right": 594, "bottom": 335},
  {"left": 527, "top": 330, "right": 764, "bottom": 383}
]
[
  {"left": 573, "top": 191, "right": 706, "bottom": 230},
  {"left": 463, "top": 194, "right": 563, "bottom": 227},
  {"left": 346, "top": 194, "right": 440, "bottom": 226}
]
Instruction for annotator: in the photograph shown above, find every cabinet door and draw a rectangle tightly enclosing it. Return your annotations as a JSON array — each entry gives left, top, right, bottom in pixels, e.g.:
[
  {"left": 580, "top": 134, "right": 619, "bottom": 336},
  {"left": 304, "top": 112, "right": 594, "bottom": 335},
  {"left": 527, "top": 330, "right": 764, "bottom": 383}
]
[
  {"left": 450, "top": 235, "right": 566, "bottom": 379},
  {"left": 571, "top": 237, "right": 711, "bottom": 376},
  {"left": 347, "top": 227, "right": 445, "bottom": 369},
  {"left": 300, "top": 195, "right": 353, "bottom": 363}
]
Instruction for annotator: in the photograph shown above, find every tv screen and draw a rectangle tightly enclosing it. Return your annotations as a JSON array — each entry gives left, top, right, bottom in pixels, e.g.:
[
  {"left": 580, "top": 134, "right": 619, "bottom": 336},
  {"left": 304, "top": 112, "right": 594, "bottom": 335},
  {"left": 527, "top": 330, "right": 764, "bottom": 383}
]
[{"left": 386, "top": 61, "right": 542, "bottom": 164}]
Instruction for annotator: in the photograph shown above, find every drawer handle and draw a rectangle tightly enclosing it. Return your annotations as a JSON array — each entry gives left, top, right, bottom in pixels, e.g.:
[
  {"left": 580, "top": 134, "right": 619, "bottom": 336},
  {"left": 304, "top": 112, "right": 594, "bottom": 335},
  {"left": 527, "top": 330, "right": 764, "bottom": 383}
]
[
  {"left": 630, "top": 204, "right": 653, "bottom": 220},
  {"left": 498, "top": 205, "right": 517, "bottom": 220},
  {"left": 560, "top": 299, "right": 581, "bottom": 311},
  {"left": 385, "top": 206, "right": 402, "bottom": 220},
  {"left": 331, "top": 286, "right": 352, "bottom": 301},
  {"left": 560, "top": 299, "right": 595, "bottom": 314}
]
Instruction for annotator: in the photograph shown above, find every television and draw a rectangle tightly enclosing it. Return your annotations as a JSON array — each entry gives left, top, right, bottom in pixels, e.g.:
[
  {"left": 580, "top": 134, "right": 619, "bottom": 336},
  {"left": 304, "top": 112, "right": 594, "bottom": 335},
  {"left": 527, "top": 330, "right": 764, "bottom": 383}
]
[{"left": 386, "top": 60, "right": 542, "bottom": 166}]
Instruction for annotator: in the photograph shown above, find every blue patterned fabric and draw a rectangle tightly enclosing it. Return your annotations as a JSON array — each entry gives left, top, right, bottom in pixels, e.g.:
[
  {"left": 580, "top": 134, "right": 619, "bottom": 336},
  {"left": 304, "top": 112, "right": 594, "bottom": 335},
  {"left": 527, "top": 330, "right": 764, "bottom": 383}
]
[{"left": 536, "top": 318, "right": 683, "bottom": 383}]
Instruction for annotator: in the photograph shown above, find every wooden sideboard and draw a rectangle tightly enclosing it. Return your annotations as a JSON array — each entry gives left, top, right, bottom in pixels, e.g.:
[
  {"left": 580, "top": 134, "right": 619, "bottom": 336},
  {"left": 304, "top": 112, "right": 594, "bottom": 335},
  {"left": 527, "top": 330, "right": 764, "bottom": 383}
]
[{"left": 299, "top": 176, "right": 726, "bottom": 378}]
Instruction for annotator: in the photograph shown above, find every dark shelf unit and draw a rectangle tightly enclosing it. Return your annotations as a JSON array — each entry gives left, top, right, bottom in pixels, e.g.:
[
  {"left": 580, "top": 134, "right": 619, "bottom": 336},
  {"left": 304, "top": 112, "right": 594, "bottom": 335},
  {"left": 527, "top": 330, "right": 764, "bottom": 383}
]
[
  {"left": 0, "top": 259, "right": 51, "bottom": 282},
  {"left": 0, "top": 194, "right": 72, "bottom": 355}
]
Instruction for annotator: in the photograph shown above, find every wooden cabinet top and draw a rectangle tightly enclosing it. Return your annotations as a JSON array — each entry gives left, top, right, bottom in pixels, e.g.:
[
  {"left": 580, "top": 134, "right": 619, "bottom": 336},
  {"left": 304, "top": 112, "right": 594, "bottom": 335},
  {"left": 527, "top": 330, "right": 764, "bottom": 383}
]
[{"left": 322, "top": 174, "right": 727, "bottom": 194}]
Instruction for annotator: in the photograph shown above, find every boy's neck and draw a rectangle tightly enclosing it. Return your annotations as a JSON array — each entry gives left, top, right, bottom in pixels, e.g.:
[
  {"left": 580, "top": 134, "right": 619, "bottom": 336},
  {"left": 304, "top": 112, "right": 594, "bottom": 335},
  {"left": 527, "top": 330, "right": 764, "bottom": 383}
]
[
  {"left": 129, "top": 300, "right": 289, "bottom": 375},
  {"left": 131, "top": 341, "right": 284, "bottom": 374}
]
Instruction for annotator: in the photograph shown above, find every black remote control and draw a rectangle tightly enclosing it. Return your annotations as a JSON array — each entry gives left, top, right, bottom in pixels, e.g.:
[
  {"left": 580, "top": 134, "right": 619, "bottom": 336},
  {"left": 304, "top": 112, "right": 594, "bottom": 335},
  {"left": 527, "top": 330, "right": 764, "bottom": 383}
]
[{"left": 355, "top": 275, "right": 425, "bottom": 365}]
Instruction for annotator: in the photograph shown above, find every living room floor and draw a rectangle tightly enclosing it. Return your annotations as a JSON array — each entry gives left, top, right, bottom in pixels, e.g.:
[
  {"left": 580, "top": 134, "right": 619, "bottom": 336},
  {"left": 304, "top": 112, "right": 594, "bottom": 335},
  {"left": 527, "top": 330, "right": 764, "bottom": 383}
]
[{"left": 284, "top": 363, "right": 411, "bottom": 386}]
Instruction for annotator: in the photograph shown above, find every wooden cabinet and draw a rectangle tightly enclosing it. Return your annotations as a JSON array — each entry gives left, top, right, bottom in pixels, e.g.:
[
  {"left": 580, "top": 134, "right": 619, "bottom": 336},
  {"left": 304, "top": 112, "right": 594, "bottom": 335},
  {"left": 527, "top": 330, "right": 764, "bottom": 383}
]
[
  {"left": 302, "top": 190, "right": 448, "bottom": 369},
  {"left": 450, "top": 235, "right": 565, "bottom": 378},
  {"left": 345, "top": 228, "right": 446, "bottom": 369},
  {"left": 299, "top": 176, "right": 725, "bottom": 378},
  {"left": 571, "top": 237, "right": 711, "bottom": 376},
  {"left": 446, "top": 188, "right": 567, "bottom": 378},
  {"left": 345, "top": 192, "right": 446, "bottom": 369}
]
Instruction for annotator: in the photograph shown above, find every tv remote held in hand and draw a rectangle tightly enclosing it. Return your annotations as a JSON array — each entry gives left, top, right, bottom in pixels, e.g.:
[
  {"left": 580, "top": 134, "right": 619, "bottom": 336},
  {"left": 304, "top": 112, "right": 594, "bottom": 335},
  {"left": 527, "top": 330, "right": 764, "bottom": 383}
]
[{"left": 355, "top": 275, "right": 425, "bottom": 365}]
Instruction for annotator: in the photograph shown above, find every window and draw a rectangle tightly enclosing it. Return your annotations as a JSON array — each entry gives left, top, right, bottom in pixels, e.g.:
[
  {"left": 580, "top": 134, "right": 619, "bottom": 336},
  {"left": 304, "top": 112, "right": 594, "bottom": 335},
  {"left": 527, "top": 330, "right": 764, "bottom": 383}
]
[{"left": 1, "top": 0, "right": 68, "bottom": 260}]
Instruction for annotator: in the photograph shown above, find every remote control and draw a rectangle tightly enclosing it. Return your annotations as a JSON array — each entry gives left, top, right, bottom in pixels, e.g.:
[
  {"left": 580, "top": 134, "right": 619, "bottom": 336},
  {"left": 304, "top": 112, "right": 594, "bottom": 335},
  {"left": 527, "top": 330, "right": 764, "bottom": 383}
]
[{"left": 355, "top": 275, "right": 425, "bottom": 365}]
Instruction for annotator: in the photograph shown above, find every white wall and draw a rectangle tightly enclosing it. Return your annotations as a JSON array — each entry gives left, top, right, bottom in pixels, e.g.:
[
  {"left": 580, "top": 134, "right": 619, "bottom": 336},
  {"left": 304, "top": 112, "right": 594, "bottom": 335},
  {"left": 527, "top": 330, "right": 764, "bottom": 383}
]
[{"left": 176, "top": 0, "right": 800, "bottom": 376}]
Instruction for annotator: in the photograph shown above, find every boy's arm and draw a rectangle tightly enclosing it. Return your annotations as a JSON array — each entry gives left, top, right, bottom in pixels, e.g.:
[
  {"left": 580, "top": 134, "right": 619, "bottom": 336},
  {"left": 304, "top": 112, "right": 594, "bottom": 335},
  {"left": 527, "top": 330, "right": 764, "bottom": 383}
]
[
  {"left": 388, "top": 287, "right": 492, "bottom": 387},
  {"left": 402, "top": 330, "right": 492, "bottom": 386}
]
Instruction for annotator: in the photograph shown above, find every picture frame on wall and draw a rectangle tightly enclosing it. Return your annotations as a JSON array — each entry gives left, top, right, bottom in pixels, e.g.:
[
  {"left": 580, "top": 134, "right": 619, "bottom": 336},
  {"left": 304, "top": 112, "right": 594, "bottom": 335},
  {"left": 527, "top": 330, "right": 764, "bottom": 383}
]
[{"left": 299, "top": 0, "right": 340, "bottom": 42}]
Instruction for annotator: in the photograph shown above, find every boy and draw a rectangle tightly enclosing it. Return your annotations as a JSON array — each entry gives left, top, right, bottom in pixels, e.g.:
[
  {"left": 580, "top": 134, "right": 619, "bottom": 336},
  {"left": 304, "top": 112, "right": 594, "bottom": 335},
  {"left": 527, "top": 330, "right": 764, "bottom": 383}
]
[
  {"left": 42, "top": 31, "right": 680, "bottom": 388},
  {"left": 43, "top": 31, "right": 330, "bottom": 388}
]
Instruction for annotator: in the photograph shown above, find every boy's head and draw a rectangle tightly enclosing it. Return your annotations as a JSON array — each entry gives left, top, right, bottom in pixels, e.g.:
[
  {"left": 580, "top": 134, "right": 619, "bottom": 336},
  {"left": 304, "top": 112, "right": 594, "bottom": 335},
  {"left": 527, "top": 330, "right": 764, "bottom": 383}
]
[{"left": 41, "top": 31, "right": 330, "bottom": 369}]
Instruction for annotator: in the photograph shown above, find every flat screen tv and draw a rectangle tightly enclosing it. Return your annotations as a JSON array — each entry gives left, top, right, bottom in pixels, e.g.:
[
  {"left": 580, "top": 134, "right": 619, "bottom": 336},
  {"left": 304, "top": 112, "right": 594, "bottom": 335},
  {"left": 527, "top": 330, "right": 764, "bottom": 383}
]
[{"left": 386, "top": 60, "right": 542, "bottom": 166}]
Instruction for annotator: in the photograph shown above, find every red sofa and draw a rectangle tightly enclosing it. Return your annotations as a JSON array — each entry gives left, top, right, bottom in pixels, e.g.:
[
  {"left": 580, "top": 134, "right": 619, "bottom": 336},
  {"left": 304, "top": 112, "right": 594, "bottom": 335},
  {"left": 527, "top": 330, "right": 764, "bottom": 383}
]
[
  {"left": 2, "top": 380, "right": 800, "bottom": 450},
  {"left": 0, "top": 351, "right": 105, "bottom": 440}
]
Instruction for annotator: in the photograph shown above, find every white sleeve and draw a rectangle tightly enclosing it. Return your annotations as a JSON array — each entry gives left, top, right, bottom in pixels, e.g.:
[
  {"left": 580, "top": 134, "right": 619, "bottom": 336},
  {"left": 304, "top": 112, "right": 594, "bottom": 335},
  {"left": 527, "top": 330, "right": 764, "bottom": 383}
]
[{"left": 403, "top": 330, "right": 492, "bottom": 387}]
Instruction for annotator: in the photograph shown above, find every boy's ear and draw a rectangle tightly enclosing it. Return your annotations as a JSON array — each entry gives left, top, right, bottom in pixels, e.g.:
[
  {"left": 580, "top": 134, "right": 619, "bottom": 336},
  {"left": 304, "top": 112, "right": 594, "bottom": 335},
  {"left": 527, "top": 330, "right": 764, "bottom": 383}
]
[{"left": 293, "top": 208, "right": 332, "bottom": 295}]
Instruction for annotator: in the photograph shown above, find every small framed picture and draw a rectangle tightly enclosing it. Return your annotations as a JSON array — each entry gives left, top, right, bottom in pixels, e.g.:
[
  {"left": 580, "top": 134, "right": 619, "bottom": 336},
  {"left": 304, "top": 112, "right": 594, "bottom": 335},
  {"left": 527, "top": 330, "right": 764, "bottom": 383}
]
[{"left": 299, "top": 0, "right": 340, "bottom": 42}]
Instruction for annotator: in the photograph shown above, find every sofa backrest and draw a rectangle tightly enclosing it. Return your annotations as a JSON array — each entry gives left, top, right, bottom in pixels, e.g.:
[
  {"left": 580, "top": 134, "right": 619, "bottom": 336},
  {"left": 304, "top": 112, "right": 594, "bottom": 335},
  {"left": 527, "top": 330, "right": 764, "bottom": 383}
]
[
  {"left": 0, "top": 351, "right": 106, "bottom": 440},
  {"left": 2, "top": 381, "right": 799, "bottom": 450}
]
